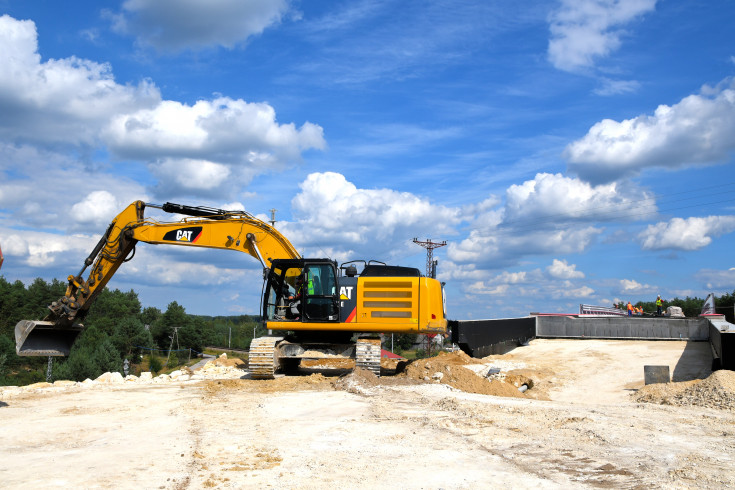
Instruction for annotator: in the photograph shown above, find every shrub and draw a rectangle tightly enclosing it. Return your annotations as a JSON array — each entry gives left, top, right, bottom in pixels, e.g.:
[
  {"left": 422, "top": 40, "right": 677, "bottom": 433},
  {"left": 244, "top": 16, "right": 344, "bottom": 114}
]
[{"left": 148, "top": 354, "right": 162, "bottom": 374}]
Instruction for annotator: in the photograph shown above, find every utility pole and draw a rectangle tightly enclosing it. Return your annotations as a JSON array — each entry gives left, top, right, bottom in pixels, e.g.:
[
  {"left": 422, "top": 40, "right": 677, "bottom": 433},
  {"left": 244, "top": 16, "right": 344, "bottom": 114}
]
[
  {"left": 165, "top": 327, "right": 180, "bottom": 368},
  {"left": 269, "top": 209, "right": 277, "bottom": 227},
  {"left": 412, "top": 238, "right": 447, "bottom": 278},
  {"left": 413, "top": 238, "right": 447, "bottom": 358}
]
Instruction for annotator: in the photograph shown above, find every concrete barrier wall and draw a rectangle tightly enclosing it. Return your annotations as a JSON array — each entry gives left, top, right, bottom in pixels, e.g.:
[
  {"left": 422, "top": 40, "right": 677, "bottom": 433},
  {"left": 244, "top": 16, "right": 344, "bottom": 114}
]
[
  {"left": 709, "top": 320, "right": 735, "bottom": 370},
  {"left": 451, "top": 317, "right": 535, "bottom": 358},
  {"left": 536, "top": 316, "right": 709, "bottom": 340}
]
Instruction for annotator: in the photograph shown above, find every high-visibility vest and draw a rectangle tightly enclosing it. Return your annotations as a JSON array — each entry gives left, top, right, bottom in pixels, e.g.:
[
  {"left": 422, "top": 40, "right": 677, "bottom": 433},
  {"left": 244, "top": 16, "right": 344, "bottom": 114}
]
[
  {"left": 627, "top": 303, "right": 633, "bottom": 311},
  {"left": 656, "top": 298, "right": 662, "bottom": 306}
]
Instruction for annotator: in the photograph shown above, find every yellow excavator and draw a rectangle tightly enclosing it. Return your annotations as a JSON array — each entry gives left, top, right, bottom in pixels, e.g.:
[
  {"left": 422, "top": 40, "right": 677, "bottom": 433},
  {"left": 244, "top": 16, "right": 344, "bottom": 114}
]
[{"left": 15, "top": 201, "right": 447, "bottom": 377}]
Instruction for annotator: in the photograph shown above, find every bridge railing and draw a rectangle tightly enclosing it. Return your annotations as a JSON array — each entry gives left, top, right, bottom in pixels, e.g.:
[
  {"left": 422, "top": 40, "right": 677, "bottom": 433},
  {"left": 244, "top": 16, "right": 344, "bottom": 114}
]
[{"left": 579, "top": 304, "right": 627, "bottom": 316}]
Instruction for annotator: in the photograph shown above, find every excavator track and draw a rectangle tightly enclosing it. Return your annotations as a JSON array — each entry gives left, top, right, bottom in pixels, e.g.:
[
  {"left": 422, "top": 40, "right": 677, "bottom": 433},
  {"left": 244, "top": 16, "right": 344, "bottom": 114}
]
[
  {"left": 355, "top": 338, "right": 381, "bottom": 377},
  {"left": 248, "top": 336, "right": 283, "bottom": 379}
]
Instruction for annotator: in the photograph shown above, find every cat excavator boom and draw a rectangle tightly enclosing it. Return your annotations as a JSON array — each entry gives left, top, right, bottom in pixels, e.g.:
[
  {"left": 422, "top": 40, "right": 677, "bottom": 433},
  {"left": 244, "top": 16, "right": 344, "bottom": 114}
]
[{"left": 15, "top": 201, "right": 447, "bottom": 378}]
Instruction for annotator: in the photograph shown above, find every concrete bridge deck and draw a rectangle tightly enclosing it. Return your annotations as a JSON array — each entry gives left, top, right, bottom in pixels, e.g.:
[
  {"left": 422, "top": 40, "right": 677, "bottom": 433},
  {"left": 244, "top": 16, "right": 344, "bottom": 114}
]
[{"left": 451, "top": 314, "right": 735, "bottom": 370}]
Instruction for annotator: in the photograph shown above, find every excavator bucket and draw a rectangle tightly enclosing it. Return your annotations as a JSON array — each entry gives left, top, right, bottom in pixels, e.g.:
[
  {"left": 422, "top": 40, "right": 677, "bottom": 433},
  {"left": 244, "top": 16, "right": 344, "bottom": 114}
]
[{"left": 15, "top": 320, "right": 84, "bottom": 356}]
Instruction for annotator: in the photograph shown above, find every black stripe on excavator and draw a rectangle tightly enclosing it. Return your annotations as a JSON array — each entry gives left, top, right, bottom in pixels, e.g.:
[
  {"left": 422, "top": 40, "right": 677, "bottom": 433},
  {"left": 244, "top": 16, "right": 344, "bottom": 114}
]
[
  {"left": 162, "top": 227, "right": 203, "bottom": 243},
  {"left": 162, "top": 202, "right": 232, "bottom": 220}
]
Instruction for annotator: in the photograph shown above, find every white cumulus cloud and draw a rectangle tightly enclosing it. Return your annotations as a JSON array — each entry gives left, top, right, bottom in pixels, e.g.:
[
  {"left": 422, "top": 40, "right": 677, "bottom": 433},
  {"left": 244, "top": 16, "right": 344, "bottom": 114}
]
[
  {"left": 619, "top": 278, "right": 655, "bottom": 293},
  {"left": 104, "top": 97, "right": 325, "bottom": 163},
  {"left": 547, "top": 0, "right": 657, "bottom": 73},
  {"left": 445, "top": 173, "right": 649, "bottom": 269},
  {"left": 108, "top": 0, "right": 291, "bottom": 52},
  {"left": 0, "top": 144, "right": 150, "bottom": 233},
  {"left": 638, "top": 216, "right": 735, "bottom": 251},
  {"left": 151, "top": 159, "right": 232, "bottom": 193},
  {"left": 696, "top": 268, "right": 735, "bottom": 290},
  {"left": 0, "top": 14, "right": 160, "bottom": 146},
  {"left": 280, "top": 172, "right": 461, "bottom": 261},
  {"left": 504, "top": 172, "right": 653, "bottom": 223},
  {"left": 0, "top": 15, "right": 325, "bottom": 199},
  {"left": 0, "top": 230, "right": 96, "bottom": 268},
  {"left": 565, "top": 78, "right": 735, "bottom": 183},
  {"left": 447, "top": 226, "right": 602, "bottom": 269},
  {"left": 547, "top": 259, "right": 585, "bottom": 279},
  {"left": 70, "top": 191, "right": 123, "bottom": 228}
]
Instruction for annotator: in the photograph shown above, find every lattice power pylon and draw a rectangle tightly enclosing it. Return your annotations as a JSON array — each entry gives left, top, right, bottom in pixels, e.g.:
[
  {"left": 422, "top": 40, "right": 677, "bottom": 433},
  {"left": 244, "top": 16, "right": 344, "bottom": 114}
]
[{"left": 412, "top": 238, "right": 447, "bottom": 278}]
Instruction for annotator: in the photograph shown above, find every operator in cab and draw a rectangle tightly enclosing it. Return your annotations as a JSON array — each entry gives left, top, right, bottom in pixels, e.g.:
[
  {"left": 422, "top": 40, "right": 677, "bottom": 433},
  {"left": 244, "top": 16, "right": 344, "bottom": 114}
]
[{"left": 287, "top": 274, "right": 305, "bottom": 320}]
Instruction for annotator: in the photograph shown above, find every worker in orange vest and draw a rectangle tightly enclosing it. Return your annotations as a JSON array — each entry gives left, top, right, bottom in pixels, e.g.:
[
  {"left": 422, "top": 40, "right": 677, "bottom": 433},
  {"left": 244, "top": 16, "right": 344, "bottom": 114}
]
[{"left": 627, "top": 301, "right": 633, "bottom": 316}]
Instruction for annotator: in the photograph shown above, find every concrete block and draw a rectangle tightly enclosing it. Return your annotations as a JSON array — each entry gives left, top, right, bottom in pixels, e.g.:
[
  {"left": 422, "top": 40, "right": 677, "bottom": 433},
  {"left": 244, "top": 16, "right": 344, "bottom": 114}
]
[{"left": 644, "top": 365, "right": 670, "bottom": 385}]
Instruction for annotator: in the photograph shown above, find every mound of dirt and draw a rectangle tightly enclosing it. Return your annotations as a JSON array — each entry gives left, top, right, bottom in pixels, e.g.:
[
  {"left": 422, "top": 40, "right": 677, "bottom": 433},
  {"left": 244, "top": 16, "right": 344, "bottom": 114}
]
[
  {"left": 202, "top": 373, "right": 333, "bottom": 397},
  {"left": 301, "top": 358, "right": 354, "bottom": 369},
  {"left": 633, "top": 370, "right": 735, "bottom": 410},
  {"left": 209, "top": 353, "right": 246, "bottom": 369},
  {"left": 400, "top": 351, "right": 530, "bottom": 398},
  {"left": 334, "top": 368, "right": 380, "bottom": 395},
  {"left": 291, "top": 355, "right": 402, "bottom": 372}
]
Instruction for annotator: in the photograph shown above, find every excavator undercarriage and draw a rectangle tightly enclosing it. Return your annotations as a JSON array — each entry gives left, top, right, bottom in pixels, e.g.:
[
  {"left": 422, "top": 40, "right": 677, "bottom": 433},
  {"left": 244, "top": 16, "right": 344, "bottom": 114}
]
[{"left": 248, "top": 337, "right": 381, "bottom": 379}]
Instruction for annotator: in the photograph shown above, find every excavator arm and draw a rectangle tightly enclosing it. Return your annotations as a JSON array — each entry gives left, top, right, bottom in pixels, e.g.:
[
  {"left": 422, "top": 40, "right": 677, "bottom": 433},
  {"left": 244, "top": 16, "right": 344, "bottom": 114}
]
[{"left": 15, "top": 200, "right": 300, "bottom": 356}]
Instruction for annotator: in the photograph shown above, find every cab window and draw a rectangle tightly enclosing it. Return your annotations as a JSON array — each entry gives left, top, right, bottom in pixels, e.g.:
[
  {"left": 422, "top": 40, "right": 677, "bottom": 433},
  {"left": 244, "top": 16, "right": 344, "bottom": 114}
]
[{"left": 303, "top": 264, "right": 338, "bottom": 321}]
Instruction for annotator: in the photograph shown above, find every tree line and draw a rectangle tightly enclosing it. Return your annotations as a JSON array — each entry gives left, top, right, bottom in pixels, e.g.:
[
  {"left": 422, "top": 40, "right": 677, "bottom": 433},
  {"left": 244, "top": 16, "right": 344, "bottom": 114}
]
[{"left": 0, "top": 277, "right": 261, "bottom": 386}]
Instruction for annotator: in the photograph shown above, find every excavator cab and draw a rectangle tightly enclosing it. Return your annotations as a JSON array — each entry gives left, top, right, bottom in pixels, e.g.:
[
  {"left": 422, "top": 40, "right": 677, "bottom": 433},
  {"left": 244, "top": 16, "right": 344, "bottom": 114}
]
[{"left": 263, "top": 259, "right": 340, "bottom": 323}]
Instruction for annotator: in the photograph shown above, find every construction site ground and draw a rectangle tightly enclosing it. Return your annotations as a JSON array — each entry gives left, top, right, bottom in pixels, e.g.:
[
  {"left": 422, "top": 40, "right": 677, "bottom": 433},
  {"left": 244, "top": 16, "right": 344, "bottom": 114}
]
[{"left": 2, "top": 338, "right": 734, "bottom": 489}]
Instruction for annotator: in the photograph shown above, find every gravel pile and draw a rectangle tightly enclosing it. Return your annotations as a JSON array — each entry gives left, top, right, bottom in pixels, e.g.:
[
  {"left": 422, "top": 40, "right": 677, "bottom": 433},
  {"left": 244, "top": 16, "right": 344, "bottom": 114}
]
[
  {"left": 634, "top": 370, "right": 735, "bottom": 410},
  {"left": 400, "top": 350, "right": 532, "bottom": 398}
]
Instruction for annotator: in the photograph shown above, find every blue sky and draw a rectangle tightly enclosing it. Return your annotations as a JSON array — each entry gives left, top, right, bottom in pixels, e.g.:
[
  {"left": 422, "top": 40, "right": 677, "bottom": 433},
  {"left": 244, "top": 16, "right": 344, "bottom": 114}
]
[{"left": 0, "top": 0, "right": 734, "bottom": 319}]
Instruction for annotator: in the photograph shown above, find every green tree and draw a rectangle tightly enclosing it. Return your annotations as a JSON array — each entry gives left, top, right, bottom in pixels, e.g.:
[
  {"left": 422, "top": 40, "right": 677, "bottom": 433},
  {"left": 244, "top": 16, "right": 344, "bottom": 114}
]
[
  {"left": 150, "top": 301, "right": 187, "bottom": 347},
  {"left": 178, "top": 316, "right": 207, "bottom": 353},
  {"left": 0, "top": 335, "right": 19, "bottom": 371},
  {"left": 140, "top": 306, "right": 161, "bottom": 328},
  {"left": 0, "top": 353, "right": 8, "bottom": 383},
  {"left": 0, "top": 278, "right": 62, "bottom": 377},
  {"left": 0, "top": 277, "right": 64, "bottom": 336},
  {"left": 95, "top": 338, "right": 122, "bottom": 374},
  {"left": 111, "top": 317, "right": 153, "bottom": 359},
  {"left": 148, "top": 354, "right": 162, "bottom": 374},
  {"left": 715, "top": 290, "right": 735, "bottom": 322},
  {"left": 52, "top": 325, "right": 121, "bottom": 382},
  {"left": 394, "top": 334, "right": 415, "bottom": 351},
  {"left": 84, "top": 288, "right": 142, "bottom": 336}
]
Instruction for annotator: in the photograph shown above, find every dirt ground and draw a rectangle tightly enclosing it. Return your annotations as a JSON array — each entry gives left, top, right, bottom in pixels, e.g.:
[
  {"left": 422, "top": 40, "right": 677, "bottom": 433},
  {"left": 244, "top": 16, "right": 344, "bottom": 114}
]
[{"left": 2, "top": 338, "right": 734, "bottom": 489}]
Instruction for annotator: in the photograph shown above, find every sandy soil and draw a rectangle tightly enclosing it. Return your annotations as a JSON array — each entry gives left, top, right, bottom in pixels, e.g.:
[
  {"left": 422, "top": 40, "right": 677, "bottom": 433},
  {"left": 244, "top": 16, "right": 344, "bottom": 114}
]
[{"left": 1, "top": 339, "right": 734, "bottom": 489}]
